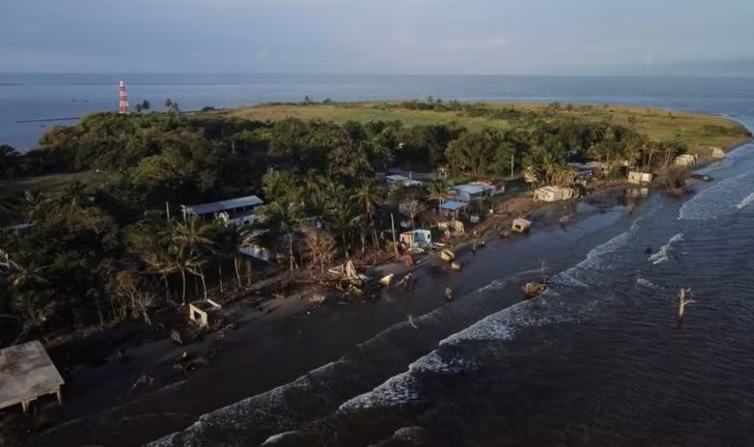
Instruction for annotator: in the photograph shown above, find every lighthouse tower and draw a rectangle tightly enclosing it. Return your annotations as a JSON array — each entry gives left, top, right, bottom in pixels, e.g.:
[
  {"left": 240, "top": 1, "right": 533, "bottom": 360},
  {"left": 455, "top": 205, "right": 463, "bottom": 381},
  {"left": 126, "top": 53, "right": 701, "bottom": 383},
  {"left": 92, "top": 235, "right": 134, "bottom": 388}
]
[{"left": 118, "top": 81, "right": 129, "bottom": 115}]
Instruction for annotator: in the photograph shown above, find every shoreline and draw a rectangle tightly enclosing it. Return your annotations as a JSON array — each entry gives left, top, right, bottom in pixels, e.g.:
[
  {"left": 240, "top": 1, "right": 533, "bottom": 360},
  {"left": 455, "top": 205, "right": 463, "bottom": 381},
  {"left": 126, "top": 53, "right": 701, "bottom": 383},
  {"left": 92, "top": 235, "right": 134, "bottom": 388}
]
[
  {"left": 10, "top": 152, "right": 749, "bottom": 446},
  {"left": 22, "top": 186, "right": 635, "bottom": 447},
  {"left": 3, "top": 104, "right": 750, "bottom": 445}
]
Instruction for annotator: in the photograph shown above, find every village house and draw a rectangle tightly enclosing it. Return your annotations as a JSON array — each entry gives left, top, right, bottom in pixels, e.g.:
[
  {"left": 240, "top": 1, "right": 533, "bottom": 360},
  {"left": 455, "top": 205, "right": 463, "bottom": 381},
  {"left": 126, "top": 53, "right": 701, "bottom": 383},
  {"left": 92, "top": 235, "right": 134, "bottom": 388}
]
[
  {"left": 569, "top": 161, "right": 608, "bottom": 178},
  {"left": 675, "top": 154, "right": 697, "bottom": 167},
  {"left": 0, "top": 341, "right": 64, "bottom": 414},
  {"left": 399, "top": 229, "right": 432, "bottom": 249},
  {"left": 533, "top": 186, "right": 577, "bottom": 202},
  {"left": 181, "top": 195, "right": 265, "bottom": 226},
  {"left": 710, "top": 147, "right": 726, "bottom": 159},
  {"left": 385, "top": 174, "right": 422, "bottom": 188},
  {"left": 472, "top": 180, "right": 505, "bottom": 195},
  {"left": 439, "top": 200, "right": 468, "bottom": 218},
  {"left": 627, "top": 171, "right": 653, "bottom": 185},
  {"left": 450, "top": 181, "right": 502, "bottom": 202}
]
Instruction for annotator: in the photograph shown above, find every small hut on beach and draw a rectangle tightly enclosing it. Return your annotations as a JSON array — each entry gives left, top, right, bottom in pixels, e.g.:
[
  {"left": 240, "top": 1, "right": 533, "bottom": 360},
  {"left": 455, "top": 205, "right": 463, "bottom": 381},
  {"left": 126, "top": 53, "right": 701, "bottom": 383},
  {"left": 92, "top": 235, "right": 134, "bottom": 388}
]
[{"left": 0, "top": 341, "right": 64, "bottom": 414}]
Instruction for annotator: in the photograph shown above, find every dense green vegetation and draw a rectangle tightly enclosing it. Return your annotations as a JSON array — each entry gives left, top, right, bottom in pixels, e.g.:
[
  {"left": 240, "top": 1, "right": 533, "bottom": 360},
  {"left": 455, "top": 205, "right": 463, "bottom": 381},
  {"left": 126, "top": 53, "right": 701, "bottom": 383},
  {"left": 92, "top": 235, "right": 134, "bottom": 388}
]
[
  {"left": 0, "top": 100, "right": 747, "bottom": 344},
  {"left": 224, "top": 99, "right": 752, "bottom": 153}
]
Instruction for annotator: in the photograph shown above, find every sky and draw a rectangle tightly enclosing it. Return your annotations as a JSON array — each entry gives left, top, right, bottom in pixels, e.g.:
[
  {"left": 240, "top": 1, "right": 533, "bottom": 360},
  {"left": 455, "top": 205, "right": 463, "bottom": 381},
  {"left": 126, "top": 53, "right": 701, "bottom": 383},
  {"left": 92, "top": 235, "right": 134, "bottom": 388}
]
[{"left": 2, "top": 0, "right": 754, "bottom": 75}]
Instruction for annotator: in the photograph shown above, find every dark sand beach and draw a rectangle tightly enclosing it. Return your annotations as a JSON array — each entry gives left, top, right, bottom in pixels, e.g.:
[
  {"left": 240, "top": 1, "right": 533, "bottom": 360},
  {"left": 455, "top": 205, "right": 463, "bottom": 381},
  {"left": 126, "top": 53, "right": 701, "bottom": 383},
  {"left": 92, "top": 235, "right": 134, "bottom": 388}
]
[{"left": 20, "top": 188, "right": 638, "bottom": 447}]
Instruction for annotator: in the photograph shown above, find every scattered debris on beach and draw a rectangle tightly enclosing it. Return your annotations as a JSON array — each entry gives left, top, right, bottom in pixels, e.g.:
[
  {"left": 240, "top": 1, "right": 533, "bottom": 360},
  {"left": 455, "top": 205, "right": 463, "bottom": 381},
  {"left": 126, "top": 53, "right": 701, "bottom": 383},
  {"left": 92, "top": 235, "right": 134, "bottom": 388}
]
[
  {"left": 511, "top": 218, "right": 532, "bottom": 234},
  {"left": 379, "top": 273, "right": 394, "bottom": 286},
  {"left": 522, "top": 261, "right": 550, "bottom": 299},
  {"left": 522, "top": 282, "right": 546, "bottom": 299},
  {"left": 173, "top": 352, "right": 210, "bottom": 377},
  {"left": 440, "top": 249, "right": 456, "bottom": 262}
]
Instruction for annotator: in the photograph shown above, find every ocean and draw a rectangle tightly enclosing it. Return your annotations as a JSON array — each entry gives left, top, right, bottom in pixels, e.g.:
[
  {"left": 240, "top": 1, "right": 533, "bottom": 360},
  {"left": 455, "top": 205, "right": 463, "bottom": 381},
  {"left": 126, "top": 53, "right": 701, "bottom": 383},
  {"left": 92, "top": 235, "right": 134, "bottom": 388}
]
[
  {"left": 1, "top": 73, "right": 752, "bottom": 150},
  {"left": 5, "top": 74, "right": 754, "bottom": 446}
]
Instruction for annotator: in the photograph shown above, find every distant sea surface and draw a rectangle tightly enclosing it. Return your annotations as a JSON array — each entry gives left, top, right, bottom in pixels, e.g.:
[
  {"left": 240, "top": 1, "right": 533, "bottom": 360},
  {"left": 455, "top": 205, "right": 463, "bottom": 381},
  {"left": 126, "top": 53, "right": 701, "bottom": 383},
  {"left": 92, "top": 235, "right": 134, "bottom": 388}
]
[{"left": 1, "top": 73, "right": 753, "bottom": 150}]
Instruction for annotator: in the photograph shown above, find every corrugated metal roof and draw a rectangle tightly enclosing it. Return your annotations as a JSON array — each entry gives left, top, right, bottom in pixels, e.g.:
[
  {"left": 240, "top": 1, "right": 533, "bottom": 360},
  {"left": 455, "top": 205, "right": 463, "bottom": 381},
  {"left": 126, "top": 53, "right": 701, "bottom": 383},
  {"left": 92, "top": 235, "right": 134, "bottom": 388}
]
[
  {"left": 454, "top": 184, "right": 487, "bottom": 195},
  {"left": 440, "top": 200, "right": 467, "bottom": 211},
  {"left": 183, "top": 195, "right": 264, "bottom": 215},
  {"left": 469, "top": 182, "right": 496, "bottom": 191},
  {"left": 386, "top": 174, "right": 410, "bottom": 181}
]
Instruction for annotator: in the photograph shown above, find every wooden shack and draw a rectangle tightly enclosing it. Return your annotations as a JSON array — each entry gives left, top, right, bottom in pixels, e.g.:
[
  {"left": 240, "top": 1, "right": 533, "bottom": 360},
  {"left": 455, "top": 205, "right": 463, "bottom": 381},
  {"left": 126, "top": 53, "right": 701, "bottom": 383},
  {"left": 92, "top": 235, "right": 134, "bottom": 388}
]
[
  {"left": 0, "top": 341, "right": 64, "bottom": 414},
  {"left": 710, "top": 147, "right": 726, "bottom": 159},
  {"left": 511, "top": 218, "right": 532, "bottom": 234},
  {"left": 533, "top": 186, "right": 577, "bottom": 202},
  {"left": 627, "top": 171, "right": 653, "bottom": 185},
  {"left": 188, "top": 299, "right": 222, "bottom": 329}
]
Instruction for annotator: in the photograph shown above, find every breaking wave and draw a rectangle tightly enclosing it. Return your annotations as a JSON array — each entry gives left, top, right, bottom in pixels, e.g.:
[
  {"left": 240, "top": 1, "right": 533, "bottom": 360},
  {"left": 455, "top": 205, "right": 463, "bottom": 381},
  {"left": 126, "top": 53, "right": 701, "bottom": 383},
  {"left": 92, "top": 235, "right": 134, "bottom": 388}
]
[
  {"left": 148, "top": 360, "right": 347, "bottom": 447},
  {"left": 679, "top": 172, "right": 754, "bottom": 220},
  {"left": 648, "top": 233, "right": 684, "bottom": 265},
  {"left": 339, "top": 226, "right": 637, "bottom": 414},
  {"left": 261, "top": 431, "right": 301, "bottom": 446},
  {"left": 736, "top": 191, "right": 754, "bottom": 210},
  {"left": 550, "top": 223, "right": 636, "bottom": 287},
  {"left": 636, "top": 277, "right": 661, "bottom": 290}
]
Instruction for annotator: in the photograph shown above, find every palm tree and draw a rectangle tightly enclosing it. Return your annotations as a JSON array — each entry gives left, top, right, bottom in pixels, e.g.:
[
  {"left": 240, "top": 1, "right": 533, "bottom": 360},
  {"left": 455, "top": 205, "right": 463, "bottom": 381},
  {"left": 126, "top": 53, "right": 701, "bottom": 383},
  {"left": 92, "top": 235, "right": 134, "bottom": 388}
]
[
  {"left": 325, "top": 201, "right": 362, "bottom": 258},
  {"left": 168, "top": 245, "right": 192, "bottom": 304},
  {"left": 143, "top": 248, "right": 177, "bottom": 303},
  {"left": 172, "top": 216, "right": 216, "bottom": 300},
  {"left": 216, "top": 223, "right": 248, "bottom": 288},
  {"left": 173, "top": 216, "right": 216, "bottom": 255},
  {"left": 7, "top": 256, "right": 54, "bottom": 337},
  {"left": 425, "top": 180, "right": 449, "bottom": 208},
  {"left": 9, "top": 257, "right": 48, "bottom": 291},
  {"left": 260, "top": 201, "right": 302, "bottom": 271},
  {"left": 351, "top": 183, "right": 382, "bottom": 248}
]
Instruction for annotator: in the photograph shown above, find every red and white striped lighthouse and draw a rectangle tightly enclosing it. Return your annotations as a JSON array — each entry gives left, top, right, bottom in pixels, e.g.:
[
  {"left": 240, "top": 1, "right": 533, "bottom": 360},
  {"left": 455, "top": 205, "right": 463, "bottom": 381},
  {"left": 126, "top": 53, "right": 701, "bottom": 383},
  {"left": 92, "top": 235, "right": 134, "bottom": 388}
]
[{"left": 118, "top": 80, "right": 129, "bottom": 114}]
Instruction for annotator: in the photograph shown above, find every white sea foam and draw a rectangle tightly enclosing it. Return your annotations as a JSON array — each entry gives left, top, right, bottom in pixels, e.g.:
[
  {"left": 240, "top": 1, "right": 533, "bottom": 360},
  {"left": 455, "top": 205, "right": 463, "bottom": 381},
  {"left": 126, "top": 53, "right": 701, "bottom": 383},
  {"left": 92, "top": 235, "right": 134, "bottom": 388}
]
[
  {"left": 152, "top": 227, "right": 641, "bottom": 441},
  {"left": 261, "top": 431, "right": 300, "bottom": 446},
  {"left": 339, "top": 372, "right": 419, "bottom": 411},
  {"left": 341, "top": 288, "right": 604, "bottom": 413},
  {"left": 147, "top": 361, "right": 345, "bottom": 447},
  {"left": 736, "top": 191, "right": 754, "bottom": 210},
  {"left": 636, "top": 277, "right": 661, "bottom": 290},
  {"left": 679, "top": 171, "right": 753, "bottom": 220},
  {"left": 549, "top": 228, "right": 634, "bottom": 288},
  {"left": 648, "top": 232, "right": 684, "bottom": 265}
]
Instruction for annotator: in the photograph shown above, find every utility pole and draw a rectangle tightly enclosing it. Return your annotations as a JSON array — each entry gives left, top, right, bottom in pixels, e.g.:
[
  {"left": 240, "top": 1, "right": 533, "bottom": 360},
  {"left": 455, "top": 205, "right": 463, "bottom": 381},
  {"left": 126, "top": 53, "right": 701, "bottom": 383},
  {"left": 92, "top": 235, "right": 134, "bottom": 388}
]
[
  {"left": 510, "top": 153, "right": 515, "bottom": 177},
  {"left": 390, "top": 213, "right": 399, "bottom": 256}
]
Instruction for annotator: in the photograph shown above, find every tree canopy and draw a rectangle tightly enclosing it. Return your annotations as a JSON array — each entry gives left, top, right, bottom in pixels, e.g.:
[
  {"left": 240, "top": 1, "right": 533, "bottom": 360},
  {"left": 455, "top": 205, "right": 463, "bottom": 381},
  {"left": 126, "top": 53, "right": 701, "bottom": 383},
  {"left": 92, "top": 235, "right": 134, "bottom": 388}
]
[{"left": 0, "top": 102, "right": 691, "bottom": 344}]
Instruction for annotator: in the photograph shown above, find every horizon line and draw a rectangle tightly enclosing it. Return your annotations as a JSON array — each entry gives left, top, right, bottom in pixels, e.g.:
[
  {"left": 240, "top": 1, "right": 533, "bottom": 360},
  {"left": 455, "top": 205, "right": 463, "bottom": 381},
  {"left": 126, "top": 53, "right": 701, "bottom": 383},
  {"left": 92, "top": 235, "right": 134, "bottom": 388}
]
[{"left": 1, "top": 72, "right": 754, "bottom": 79}]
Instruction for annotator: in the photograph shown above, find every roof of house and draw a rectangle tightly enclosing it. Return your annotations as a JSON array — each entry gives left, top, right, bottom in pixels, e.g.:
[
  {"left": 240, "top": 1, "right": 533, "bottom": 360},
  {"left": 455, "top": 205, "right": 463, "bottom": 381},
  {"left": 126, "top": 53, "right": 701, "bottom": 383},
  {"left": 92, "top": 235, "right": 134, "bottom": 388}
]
[
  {"left": 453, "top": 184, "right": 488, "bottom": 195},
  {"left": 473, "top": 180, "right": 504, "bottom": 187},
  {"left": 182, "top": 195, "right": 264, "bottom": 216},
  {"left": 0, "top": 341, "right": 64, "bottom": 411},
  {"left": 386, "top": 174, "right": 410, "bottom": 181},
  {"left": 440, "top": 200, "right": 468, "bottom": 211},
  {"left": 469, "top": 182, "right": 497, "bottom": 191}
]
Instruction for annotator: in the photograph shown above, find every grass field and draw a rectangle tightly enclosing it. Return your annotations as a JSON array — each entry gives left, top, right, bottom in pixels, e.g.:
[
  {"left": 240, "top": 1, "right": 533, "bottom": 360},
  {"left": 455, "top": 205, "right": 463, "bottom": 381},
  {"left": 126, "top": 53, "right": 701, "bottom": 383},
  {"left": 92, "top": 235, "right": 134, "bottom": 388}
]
[
  {"left": 220, "top": 101, "right": 751, "bottom": 154},
  {"left": 1, "top": 171, "right": 114, "bottom": 194}
]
